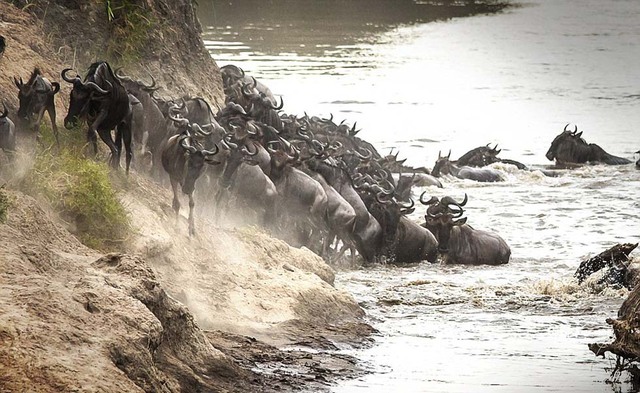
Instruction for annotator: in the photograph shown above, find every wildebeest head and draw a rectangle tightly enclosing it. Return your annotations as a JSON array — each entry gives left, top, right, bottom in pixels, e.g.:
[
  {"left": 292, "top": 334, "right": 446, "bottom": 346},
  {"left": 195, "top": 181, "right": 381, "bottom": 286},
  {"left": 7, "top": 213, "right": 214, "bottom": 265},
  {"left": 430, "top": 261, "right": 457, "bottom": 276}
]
[
  {"left": 545, "top": 124, "right": 585, "bottom": 162},
  {"left": 422, "top": 193, "right": 467, "bottom": 253},
  {"left": 457, "top": 144, "right": 501, "bottom": 167},
  {"left": 220, "top": 64, "right": 245, "bottom": 89},
  {"left": 61, "top": 67, "right": 111, "bottom": 129},
  {"left": 14, "top": 68, "right": 60, "bottom": 120},
  {"left": 179, "top": 132, "right": 220, "bottom": 194},
  {"left": 218, "top": 131, "right": 260, "bottom": 188},
  {"left": 545, "top": 124, "right": 590, "bottom": 163},
  {"left": 431, "top": 150, "right": 454, "bottom": 177}
]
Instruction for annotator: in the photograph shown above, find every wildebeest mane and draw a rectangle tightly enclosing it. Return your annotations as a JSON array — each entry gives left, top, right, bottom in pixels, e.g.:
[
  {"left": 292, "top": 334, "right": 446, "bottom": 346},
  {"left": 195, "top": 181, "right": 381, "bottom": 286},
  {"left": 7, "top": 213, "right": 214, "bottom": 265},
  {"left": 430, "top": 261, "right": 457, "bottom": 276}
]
[
  {"left": 27, "top": 68, "right": 42, "bottom": 86},
  {"left": 85, "top": 61, "right": 124, "bottom": 92}
]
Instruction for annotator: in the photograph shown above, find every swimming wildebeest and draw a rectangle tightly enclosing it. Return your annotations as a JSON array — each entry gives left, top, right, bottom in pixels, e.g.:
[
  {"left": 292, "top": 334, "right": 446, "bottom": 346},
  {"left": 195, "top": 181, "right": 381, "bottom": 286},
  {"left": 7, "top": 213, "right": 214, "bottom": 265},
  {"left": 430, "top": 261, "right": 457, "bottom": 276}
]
[
  {"left": 421, "top": 193, "right": 510, "bottom": 265},
  {"left": 545, "top": 124, "right": 631, "bottom": 165},
  {"left": 14, "top": 68, "right": 61, "bottom": 145},
  {"left": 62, "top": 61, "right": 134, "bottom": 173},
  {"left": 431, "top": 150, "right": 504, "bottom": 182}
]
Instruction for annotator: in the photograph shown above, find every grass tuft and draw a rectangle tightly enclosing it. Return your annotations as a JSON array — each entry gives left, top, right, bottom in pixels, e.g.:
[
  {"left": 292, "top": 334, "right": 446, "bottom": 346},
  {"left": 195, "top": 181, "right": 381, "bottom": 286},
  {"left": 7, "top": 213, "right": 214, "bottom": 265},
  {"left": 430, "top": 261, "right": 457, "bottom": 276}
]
[
  {"left": 105, "top": 0, "right": 154, "bottom": 65},
  {"left": 20, "top": 124, "right": 131, "bottom": 251}
]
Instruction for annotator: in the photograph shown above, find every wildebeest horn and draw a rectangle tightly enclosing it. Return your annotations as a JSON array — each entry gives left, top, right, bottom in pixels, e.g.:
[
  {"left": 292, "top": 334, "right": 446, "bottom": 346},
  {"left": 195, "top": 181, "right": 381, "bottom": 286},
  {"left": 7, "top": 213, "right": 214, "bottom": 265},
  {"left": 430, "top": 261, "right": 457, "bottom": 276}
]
[
  {"left": 202, "top": 144, "right": 219, "bottom": 157},
  {"left": 266, "top": 140, "right": 282, "bottom": 154},
  {"left": 142, "top": 73, "right": 157, "bottom": 90},
  {"left": 50, "top": 82, "right": 60, "bottom": 95},
  {"left": 191, "top": 123, "right": 212, "bottom": 136},
  {"left": 169, "top": 113, "right": 190, "bottom": 128},
  {"left": 438, "top": 150, "right": 442, "bottom": 159},
  {"left": 321, "top": 113, "right": 334, "bottom": 124},
  {"left": 179, "top": 136, "right": 197, "bottom": 154},
  {"left": 419, "top": 192, "right": 438, "bottom": 205},
  {"left": 447, "top": 150, "right": 451, "bottom": 159},
  {"left": 86, "top": 81, "right": 110, "bottom": 95},
  {"left": 223, "top": 133, "right": 239, "bottom": 149},
  {"left": 354, "top": 146, "right": 372, "bottom": 160},
  {"left": 114, "top": 67, "right": 130, "bottom": 80},
  {"left": 374, "top": 190, "right": 393, "bottom": 205},
  {"left": 457, "top": 193, "right": 468, "bottom": 206},
  {"left": 399, "top": 198, "right": 415, "bottom": 210},
  {"left": 574, "top": 125, "right": 578, "bottom": 134},
  {"left": 0, "top": 102, "right": 8, "bottom": 119},
  {"left": 241, "top": 141, "right": 259, "bottom": 157},
  {"left": 269, "top": 96, "right": 284, "bottom": 110},
  {"left": 241, "top": 81, "right": 254, "bottom": 97},
  {"left": 442, "top": 193, "right": 468, "bottom": 208},
  {"left": 246, "top": 122, "right": 258, "bottom": 135},
  {"left": 563, "top": 123, "right": 570, "bottom": 132},
  {"left": 61, "top": 68, "right": 81, "bottom": 84}
]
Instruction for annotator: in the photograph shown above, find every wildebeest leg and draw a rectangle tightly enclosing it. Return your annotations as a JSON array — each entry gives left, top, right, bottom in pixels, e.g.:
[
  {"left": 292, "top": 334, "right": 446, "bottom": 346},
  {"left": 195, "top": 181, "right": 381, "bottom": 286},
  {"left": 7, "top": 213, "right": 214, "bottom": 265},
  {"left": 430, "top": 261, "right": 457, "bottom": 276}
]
[
  {"left": 116, "top": 118, "right": 133, "bottom": 175},
  {"left": 34, "top": 107, "right": 47, "bottom": 144},
  {"left": 87, "top": 129, "right": 99, "bottom": 156},
  {"left": 88, "top": 111, "right": 108, "bottom": 158},
  {"left": 96, "top": 129, "right": 120, "bottom": 169},
  {"left": 170, "top": 178, "right": 181, "bottom": 220},
  {"left": 333, "top": 242, "right": 354, "bottom": 265},
  {"left": 188, "top": 191, "right": 196, "bottom": 237}
]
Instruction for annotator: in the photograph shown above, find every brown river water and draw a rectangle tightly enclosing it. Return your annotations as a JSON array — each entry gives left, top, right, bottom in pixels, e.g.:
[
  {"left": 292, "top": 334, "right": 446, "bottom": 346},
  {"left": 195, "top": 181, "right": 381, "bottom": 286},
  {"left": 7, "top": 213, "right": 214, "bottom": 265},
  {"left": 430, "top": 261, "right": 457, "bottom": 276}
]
[{"left": 197, "top": 1, "right": 640, "bottom": 391}]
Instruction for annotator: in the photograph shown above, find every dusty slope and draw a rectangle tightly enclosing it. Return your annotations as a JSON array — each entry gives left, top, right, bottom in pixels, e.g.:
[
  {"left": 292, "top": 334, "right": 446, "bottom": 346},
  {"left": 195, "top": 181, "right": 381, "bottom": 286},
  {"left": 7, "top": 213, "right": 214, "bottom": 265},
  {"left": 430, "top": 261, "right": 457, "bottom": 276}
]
[
  {"left": 0, "top": 184, "right": 368, "bottom": 392},
  {"left": 0, "top": 190, "right": 247, "bottom": 392},
  {"left": 123, "top": 175, "right": 364, "bottom": 344}
]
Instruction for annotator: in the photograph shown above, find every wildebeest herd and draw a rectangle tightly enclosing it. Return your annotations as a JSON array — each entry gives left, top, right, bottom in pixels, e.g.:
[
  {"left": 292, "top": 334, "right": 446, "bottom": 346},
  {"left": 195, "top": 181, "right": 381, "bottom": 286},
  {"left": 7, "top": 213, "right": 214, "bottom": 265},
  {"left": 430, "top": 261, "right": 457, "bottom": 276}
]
[{"left": 1, "top": 61, "right": 638, "bottom": 266}]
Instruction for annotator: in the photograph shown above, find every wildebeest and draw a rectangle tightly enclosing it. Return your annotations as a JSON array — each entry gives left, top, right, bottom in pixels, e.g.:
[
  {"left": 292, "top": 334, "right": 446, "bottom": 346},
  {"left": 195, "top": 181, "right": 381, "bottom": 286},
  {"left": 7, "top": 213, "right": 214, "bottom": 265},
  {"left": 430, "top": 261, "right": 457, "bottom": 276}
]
[
  {"left": 62, "top": 61, "right": 133, "bottom": 173},
  {"left": 635, "top": 150, "right": 639, "bottom": 169},
  {"left": 162, "top": 126, "right": 220, "bottom": 236},
  {"left": 545, "top": 124, "right": 631, "bottom": 165},
  {"left": 421, "top": 193, "right": 510, "bottom": 265},
  {"left": 306, "top": 158, "right": 382, "bottom": 264},
  {"left": 432, "top": 151, "right": 504, "bottom": 182},
  {"left": 14, "top": 68, "right": 60, "bottom": 145},
  {"left": 267, "top": 144, "right": 329, "bottom": 248},
  {"left": 115, "top": 69, "right": 166, "bottom": 161},
  {"left": 211, "top": 130, "right": 276, "bottom": 226},
  {"left": 0, "top": 103, "right": 16, "bottom": 159},
  {"left": 457, "top": 144, "right": 527, "bottom": 170}
]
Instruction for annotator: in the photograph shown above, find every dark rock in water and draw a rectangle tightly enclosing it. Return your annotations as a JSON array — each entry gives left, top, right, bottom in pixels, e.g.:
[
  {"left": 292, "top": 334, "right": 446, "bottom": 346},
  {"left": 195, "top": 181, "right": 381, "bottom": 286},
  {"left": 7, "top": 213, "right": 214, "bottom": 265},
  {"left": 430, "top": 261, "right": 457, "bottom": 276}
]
[
  {"left": 589, "top": 268, "right": 640, "bottom": 378},
  {"left": 574, "top": 243, "right": 638, "bottom": 286}
]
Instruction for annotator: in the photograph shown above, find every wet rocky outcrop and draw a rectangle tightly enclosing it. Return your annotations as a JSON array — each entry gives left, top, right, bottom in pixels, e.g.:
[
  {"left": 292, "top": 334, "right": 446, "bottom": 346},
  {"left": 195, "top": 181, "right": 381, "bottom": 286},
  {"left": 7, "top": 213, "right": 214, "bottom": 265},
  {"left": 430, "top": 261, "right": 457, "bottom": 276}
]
[{"left": 575, "top": 243, "right": 638, "bottom": 289}]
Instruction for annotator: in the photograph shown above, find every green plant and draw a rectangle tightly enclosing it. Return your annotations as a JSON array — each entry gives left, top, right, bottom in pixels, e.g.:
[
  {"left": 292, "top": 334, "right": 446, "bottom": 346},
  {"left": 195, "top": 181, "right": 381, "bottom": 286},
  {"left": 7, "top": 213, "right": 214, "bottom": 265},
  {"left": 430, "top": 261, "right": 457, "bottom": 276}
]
[
  {"left": 104, "top": 0, "right": 154, "bottom": 64},
  {"left": 21, "top": 125, "right": 131, "bottom": 251}
]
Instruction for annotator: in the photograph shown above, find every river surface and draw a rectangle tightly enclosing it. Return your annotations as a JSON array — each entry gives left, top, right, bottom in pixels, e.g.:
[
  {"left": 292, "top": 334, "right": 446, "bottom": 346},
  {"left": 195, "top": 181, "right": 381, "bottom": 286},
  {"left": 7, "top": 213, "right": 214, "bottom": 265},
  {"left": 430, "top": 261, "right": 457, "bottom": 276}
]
[{"left": 197, "top": 1, "right": 640, "bottom": 391}]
